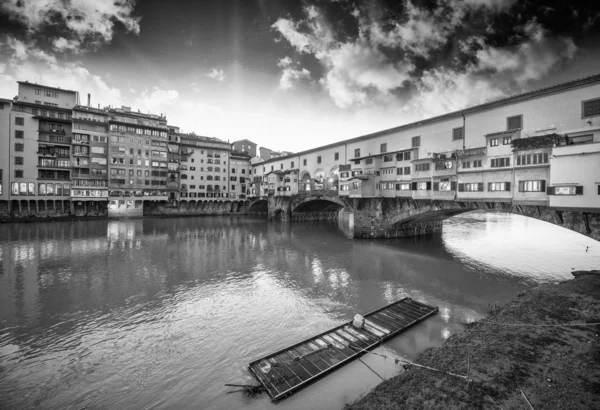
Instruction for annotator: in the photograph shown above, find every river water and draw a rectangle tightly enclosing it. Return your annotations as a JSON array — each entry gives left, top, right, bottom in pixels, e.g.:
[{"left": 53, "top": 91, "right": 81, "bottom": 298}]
[{"left": 1, "top": 213, "right": 599, "bottom": 410}]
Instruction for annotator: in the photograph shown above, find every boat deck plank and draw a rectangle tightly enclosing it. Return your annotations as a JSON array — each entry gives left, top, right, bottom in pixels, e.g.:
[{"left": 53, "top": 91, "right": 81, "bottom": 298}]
[{"left": 248, "top": 297, "right": 438, "bottom": 402}]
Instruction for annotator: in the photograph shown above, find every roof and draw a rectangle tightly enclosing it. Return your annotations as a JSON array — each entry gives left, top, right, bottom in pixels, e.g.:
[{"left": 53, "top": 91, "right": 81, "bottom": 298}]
[
  {"left": 253, "top": 72, "right": 600, "bottom": 166},
  {"left": 17, "top": 81, "right": 77, "bottom": 94},
  {"left": 485, "top": 128, "right": 521, "bottom": 137}
]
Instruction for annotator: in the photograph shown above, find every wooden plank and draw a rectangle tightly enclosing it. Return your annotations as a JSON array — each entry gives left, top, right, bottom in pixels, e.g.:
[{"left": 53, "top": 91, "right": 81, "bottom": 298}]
[
  {"left": 376, "top": 310, "right": 408, "bottom": 327},
  {"left": 368, "top": 313, "right": 399, "bottom": 331}
]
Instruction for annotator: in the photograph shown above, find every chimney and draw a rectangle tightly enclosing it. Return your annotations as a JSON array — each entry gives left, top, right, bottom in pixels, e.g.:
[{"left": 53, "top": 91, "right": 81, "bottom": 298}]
[{"left": 87, "top": 93, "right": 91, "bottom": 107}]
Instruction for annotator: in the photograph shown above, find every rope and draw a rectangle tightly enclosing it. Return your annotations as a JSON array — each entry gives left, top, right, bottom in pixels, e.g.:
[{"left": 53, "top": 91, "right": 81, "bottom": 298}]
[
  {"left": 347, "top": 344, "right": 471, "bottom": 382},
  {"left": 357, "top": 357, "right": 384, "bottom": 380}
]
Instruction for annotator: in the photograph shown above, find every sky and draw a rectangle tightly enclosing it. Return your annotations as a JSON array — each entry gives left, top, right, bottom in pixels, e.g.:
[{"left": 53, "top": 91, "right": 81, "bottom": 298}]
[{"left": 1, "top": 0, "right": 600, "bottom": 152}]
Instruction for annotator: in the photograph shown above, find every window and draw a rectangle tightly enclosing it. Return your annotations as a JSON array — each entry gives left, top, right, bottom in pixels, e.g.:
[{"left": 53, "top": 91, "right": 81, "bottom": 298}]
[
  {"left": 435, "top": 161, "right": 453, "bottom": 170},
  {"left": 507, "top": 115, "right": 523, "bottom": 129},
  {"left": 488, "top": 182, "right": 511, "bottom": 191},
  {"left": 412, "top": 136, "right": 420, "bottom": 147},
  {"left": 317, "top": 156, "right": 322, "bottom": 164},
  {"left": 458, "top": 183, "right": 483, "bottom": 192},
  {"left": 382, "top": 168, "right": 394, "bottom": 175},
  {"left": 303, "top": 159, "right": 307, "bottom": 166},
  {"left": 15, "top": 170, "right": 23, "bottom": 178},
  {"left": 380, "top": 143, "right": 387, "bottom": 153},
  {"left": 15, "top": 156, "right": 23, "bottom": 165},
  {"left": 462, "top": 161, "right": 471, "bottom": 169},
  {"left": 354, "top": 148, "right": 360, "bottom": 158},
  {"left": 14, "top": 143, "right": 24, "bottom": 152},
  {"left": 383, "top": 155, "right": 393, "bottom": 162},
  {"left": 416, "top": 182, "right": 429, "bottom": 190},
  {"left": 290, "top": 161, "right": 295, "bottom": 168},
  {"left": 15, "top": 117, "right": 24, "bottom": 125},
  {"left": 452, "top": 127, "right": 464, "bottom": 140},
  {"left": 473, "top": 159, "right": 482, "bottom": 168},
  {"left": 582, "top": 98, "right": 600, "bottom": 118},
  {"left": 547, "top": 186, "right": 583, "bottom": 196},
  {"left": 491, "top": 157, "right": 510, "bottom": 168},
  {"left": 503, "top": 137, "right": 512, "bottom": 145},
  {"left": 404, "top": 166, "right": 410, "bottom": 175},
  {"left": 568, "top": 134, "right": 594, "bottom": 145},
  {"left": 396, "top": 183, "right": 411, "bottom": 191},
  {"left": 415, "top": 163, "right": 430, "bottom": 172},
  {"left": 351, "top": 182, "right": 360, "bottom": 189},
  {"left": 13, "top": 130, "right": 25, "bottom": 140},
  {"left": 518, "top": 180, "right": 546, "bottom": 192},
  {"left": 334, "top": 153, "right": 339, "bottom": 161},
  {"left": 516, "top": 153, "right": 548, "bottom": 166},
  {"left": 490, "top": 138, "right": 499, "bottom": 147},
  {"left": 397, "top": 167, "right": 403, "bottom": 175}
]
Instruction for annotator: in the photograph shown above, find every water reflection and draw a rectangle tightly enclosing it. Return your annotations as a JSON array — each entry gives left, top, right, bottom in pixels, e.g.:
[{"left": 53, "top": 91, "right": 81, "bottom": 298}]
[{"left": 0, "top": 212, "right": 598, "bottom": 410}]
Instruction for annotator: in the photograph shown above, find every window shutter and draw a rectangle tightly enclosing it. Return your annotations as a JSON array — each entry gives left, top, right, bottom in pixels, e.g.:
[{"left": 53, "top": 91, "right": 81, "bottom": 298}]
[
  {"left": 478, "top": 182, "right": 484, "bottom": 192},
  {"left": 575, "top": 186, "right": 584, "bottom": 195},
  {"left": 458, "top": 183, "right": 465, "bottom": 192},
  {"left": 451, "top": 181, "right": 456, "bottom": 190},
  {"left": 433, "top": 182, "right": 439, "bottom": 191},
  {"left": 505, "top": 182, "right": 510, "bottom": 191},
  {"left": 506, "top": 157, "right": 510, "bottom": 166},
  {"left": 518, "top": 181, "right": 524, "bottom": 192},
  {"left": 546, "top": 186, "right": 555, "bottom": 195},
  {"left": 411, "top": 182, "right": 417, "bottom": 190},
  {"left": 426, "top": 181, "right": 432, "bottom": 190},
  {"left": 487, "top": 182, "right": 492, "bottom": 191},
  {"left": 540, "top": 180, "right": 546, "bottom": 192}
]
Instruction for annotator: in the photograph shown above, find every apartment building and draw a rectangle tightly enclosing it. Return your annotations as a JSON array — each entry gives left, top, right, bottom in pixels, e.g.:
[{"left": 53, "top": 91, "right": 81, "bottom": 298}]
[
  {"left": 71, "top": 104, "right": 109, "bottom": 202},
  {"left": 250, "top": 74, "right": 600, "bottom": 211},
  {"left": 179, "top": 133, "right": 232, "bottom": 200},
  {"left": 107, "top": 107, "right": 169, "bottom": 198},
  {"left": 167, "top": 125, "right": 181, "bottom": 201},
  {"left": 231, "top": 139, "right": 257, "bottom": 158},
  {"left": 0, "top": 98, "right": 11, "bottom": 204},
  {"left": 10, "top": 82, "right": 77, "bottom": 209},
  {"left": 229, "top": 152, "right": 252, "bottom": 199}
]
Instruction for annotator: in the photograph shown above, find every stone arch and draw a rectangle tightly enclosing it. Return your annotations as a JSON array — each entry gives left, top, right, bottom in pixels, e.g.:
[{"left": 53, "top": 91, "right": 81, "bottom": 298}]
[
  {"left": 248, "top": 198, "right": 268, "bottom": 214},
  {"left": 291, "top": 194, "right": 349, "bottom": 214}
]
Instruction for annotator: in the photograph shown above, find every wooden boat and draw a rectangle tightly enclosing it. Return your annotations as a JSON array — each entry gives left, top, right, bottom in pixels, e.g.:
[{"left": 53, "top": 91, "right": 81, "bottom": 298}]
[{"left": 248, "top": 297, "right": 438, "bottom": 402}]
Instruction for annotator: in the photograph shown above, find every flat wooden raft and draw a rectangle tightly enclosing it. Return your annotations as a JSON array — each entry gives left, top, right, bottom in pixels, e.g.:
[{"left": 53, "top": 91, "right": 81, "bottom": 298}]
[{"left": 248, "top": 297, "right": 438, "bottom": 402}]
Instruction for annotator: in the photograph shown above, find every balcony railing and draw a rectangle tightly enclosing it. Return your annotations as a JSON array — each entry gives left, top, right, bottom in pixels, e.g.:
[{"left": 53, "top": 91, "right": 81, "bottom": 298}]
[{"left": 455, "top": 147, "right": 486, "bottom": 158}]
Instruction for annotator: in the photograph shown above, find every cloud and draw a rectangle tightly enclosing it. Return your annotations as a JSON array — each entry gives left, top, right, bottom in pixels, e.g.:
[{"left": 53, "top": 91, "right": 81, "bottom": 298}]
[
  {"left": 0, "top": 0, "right": 140, "bottom": 46},
  {"left": 473, "top": 21, "right": 577, "bottom": 85},
  {"left": 277, "top": 56, "right": 311, "bottom": 90},
  {"left": 272, "top": 1, "right": 579, "bottom": 114},
  {"left": 134, "top": 88, "right": 179, "bottom": 112},
  {"left": 206, "top": 68, "right": 226, "bottom": 82},
  {"left": 52, "top": 37, "right": 82, "bottom": 53},
  {"left": 273, "top": 7, "right": 413, "bottom": 107}
]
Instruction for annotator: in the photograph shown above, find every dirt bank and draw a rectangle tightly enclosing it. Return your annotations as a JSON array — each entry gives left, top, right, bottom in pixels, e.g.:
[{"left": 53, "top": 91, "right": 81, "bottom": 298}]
[{"left": 346, "top": 273, "right": 600, "bottom": 410}]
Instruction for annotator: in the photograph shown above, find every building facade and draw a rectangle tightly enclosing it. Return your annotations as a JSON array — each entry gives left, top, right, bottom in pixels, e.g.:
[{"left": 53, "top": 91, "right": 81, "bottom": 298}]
[
  {"left": 9, "top": 82, "right": 78, "bottom": 214},
  {"left": 231, "top": 139, "right": 257, "bottom": 158},
  {"left": 71, "top": 104, "right": 109, "bottom": 210},
  {"left": 250, "top": 74, "right": 600, "bottom": 212}
]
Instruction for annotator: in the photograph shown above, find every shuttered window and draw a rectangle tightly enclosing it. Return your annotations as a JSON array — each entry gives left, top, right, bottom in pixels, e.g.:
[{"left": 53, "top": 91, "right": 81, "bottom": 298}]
[
  {"left": 507, "top": 115, "right": 522, "bottom": 129},
  {"left": 452, "top": 127, "right": 464, "bottom": 140},
  {"left": 518, "top": 180, "right": 546, "bottom": 192},
  {"left": 582, "top": 98, "right": 600, "bottom": 118}
]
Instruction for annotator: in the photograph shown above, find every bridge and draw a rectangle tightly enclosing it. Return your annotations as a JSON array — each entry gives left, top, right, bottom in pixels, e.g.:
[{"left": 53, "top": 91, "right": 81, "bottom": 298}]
[{"left": 247, "top": 193, "right": 600, "bottom": 241}]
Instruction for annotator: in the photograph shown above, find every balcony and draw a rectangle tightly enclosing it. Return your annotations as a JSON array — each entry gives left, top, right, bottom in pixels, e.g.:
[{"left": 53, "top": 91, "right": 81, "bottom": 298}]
[
  {"left": 39, "top": 128, "right": 66, "bottom": 134},
  {"left": 38, "top": 135, "right": 71, "bottom": 145},
  {"left": 455, "top": 147, "right": 486, "bottom": 158}
]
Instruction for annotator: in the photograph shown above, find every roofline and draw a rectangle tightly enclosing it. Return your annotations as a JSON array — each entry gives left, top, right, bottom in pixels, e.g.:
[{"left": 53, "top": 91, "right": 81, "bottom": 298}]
[
  {"left": 253, "top": 72, "right": 600, "bottom": 166},
  {"left": 0, "top": 98, "right": 12, "bottom": 103},
  {"left": 17, "top": 81, "right": 78, "bottom": 94}
]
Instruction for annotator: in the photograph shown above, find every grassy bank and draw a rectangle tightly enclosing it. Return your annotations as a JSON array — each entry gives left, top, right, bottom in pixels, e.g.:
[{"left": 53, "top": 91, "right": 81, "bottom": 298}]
[{"left": 346, "top": 274, "right": 600, "bottom": 410}]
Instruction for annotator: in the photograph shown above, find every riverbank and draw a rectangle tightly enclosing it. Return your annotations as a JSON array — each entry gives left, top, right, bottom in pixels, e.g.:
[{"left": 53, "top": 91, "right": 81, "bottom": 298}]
[{"left": 346, "top": 273, "right": 600, "bottom": 410}]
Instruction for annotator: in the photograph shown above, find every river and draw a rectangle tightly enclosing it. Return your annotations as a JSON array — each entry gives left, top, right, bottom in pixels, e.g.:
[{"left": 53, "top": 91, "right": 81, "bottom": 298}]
[{"left": 1, "top": 213, "right": 599, "bottom": 410}]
